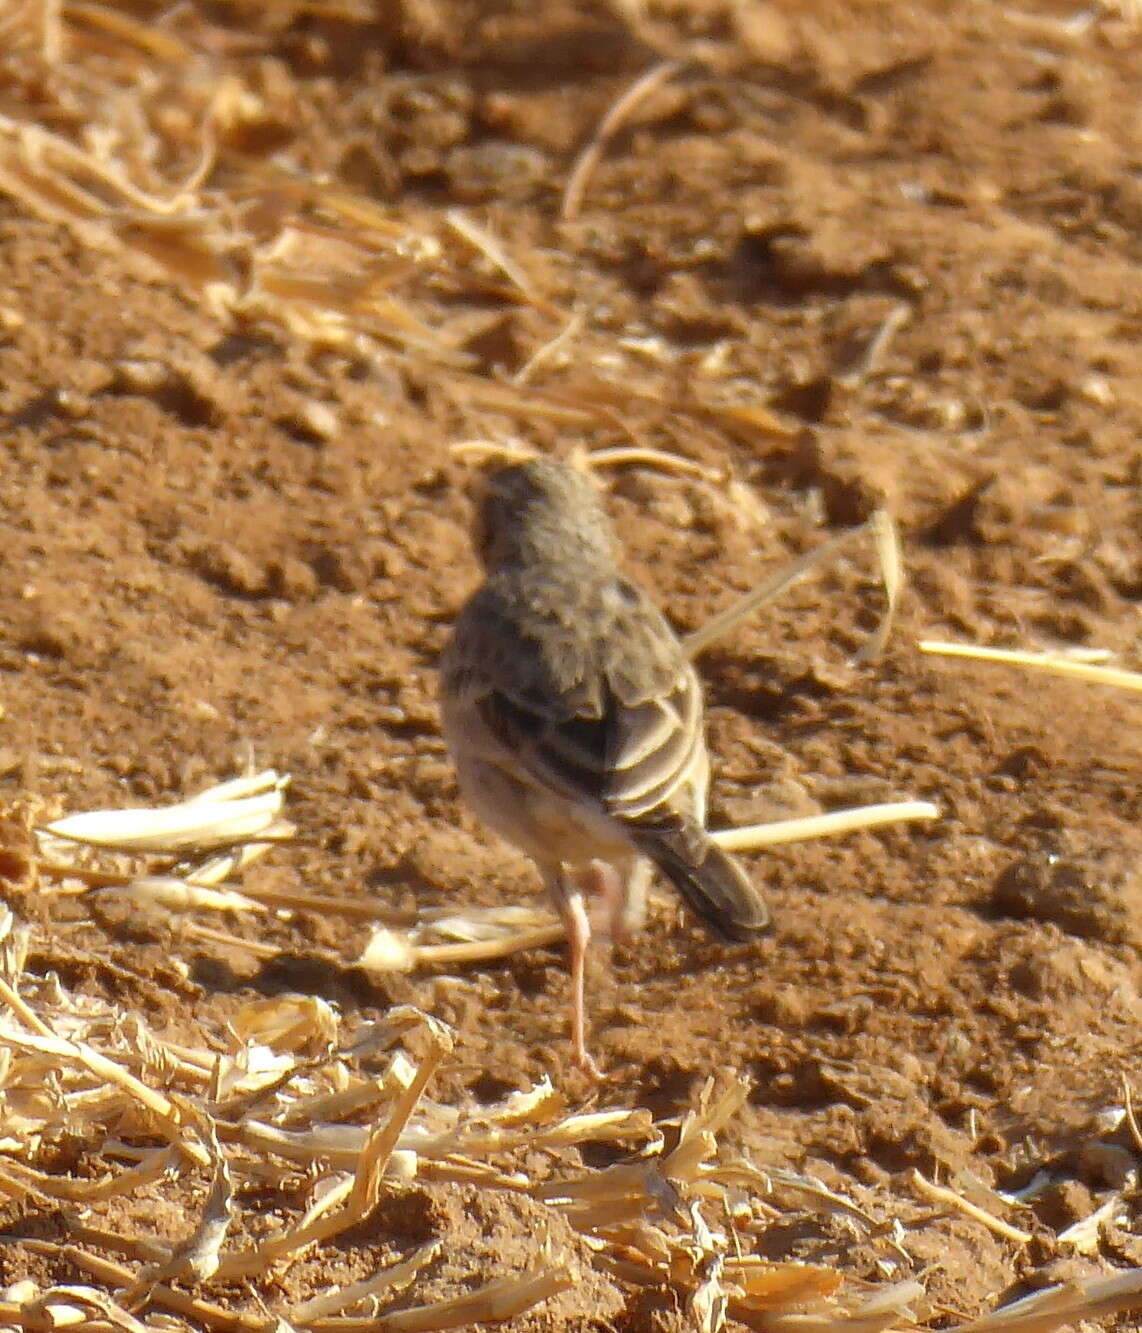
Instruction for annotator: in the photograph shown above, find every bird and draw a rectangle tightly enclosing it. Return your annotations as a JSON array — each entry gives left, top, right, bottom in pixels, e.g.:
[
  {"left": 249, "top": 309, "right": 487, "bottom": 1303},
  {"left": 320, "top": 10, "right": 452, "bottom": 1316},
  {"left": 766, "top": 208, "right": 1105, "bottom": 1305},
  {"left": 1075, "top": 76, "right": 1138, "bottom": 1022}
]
[{"left": 439, "top": 456, "right": 770, "bottom": 1074}]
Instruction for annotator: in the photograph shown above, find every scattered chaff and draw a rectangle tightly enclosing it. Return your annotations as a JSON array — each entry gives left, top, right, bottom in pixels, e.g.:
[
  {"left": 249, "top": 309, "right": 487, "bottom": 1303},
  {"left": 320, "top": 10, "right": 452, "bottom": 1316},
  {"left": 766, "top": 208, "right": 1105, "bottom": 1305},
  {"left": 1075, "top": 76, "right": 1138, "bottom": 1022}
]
[
  {"left": 686, "top": 509, "right": 902, "bottom": 664},
  {"left": 910, "top": 1170, "right": 1032, "bottom": 1247},
  {"left": 577, "top": 439, "right": 776, "bottom": 542},
  {"left": 449, "top": 437, "right": 541, "bottom": 469},
  {"left": 512, "top": 309, "right": 588, "bottom": 386},
  {"left": 227, "top": 881, "right": 415, "bottom": 923},
  {"left": 7, "top": 771, "right": 296, "bottom": 941},
  {"left": 103, "top": 878, "right": 265, "bottom": 913},
  {"left": 919, "top": 640, "right": 1142, "bottom": 693},
  {"left": 287, "top": 1240, "right": 441, "bottom": 1322},
  {"left": 837, "top": 304, "right": 912, "bottom": 388},
  {"left": 0, "top": 111, "right": 206, "bottom": 221},
  {"left": 684, "top": 1200, "right": 728, "bottom": 1333},
  {"left": 8, "top": 848, "right": 1142, "bottom": 1332},
  {"left": 0, "top": 970, "right": 53, "bottom": 1038},
  {"left": 181, "top": 920, "right": 286, "bottom": 961},
  {"left": 857, "top": 510, "right": 904, "bottom": 664},
  {"left": 13, "top": 969, "right": 891, "bottom": 1330},
  {"left": 355, "top": 1263, "right": 576, "bottom": 1332},
  {"left": 711, "top": 801, "right": 938, "bottom": 852},
  {"left": 953, "top": 1268, "right": 1142, "bottom": 1333},
  {"left": 19, "top": 1241, "right": 269, "bottom": 1333},
  {"left": 443, "top": 209, "right": 542, "bottom": 307},
  {"left": 442, "top": 374, "right": 605, "bottom": 426},
  {"left": 562, "top": 60, "right": 688, "bottom": 221},
  {"left": 0, "top": 0, "right": 62, "bottom": 61},
  {"left": 5, "top": 882, "right": 930, "bottom": 1333},
  {"left": 1057, "top": 1194, "right": 1127, "bottom": 1256},
  {"left": 229, "top": 993, "right": 339, "bottom": 1056},
  {"left": 64, "top": 0, "right": 197, "bottom": 61},
  {"left": 1123, "top": 1077, "right": 1142, "bottom": 1156},
  {"left": 120, "top": 1122, "right": 236, "bottom": 1304},
  {"left": 452, "top": 439, "right": 721, "bottom": 487},
  {"left": 0, "top": 1023, "right": 209, "bottom": 1162},
  {"left": 0, "top": 20, "right": 546, "bottom": 371},
  {"left": 1, "top": 1283, "right": 152, "bottom": 1333},
  {"left": 709, "top": 1161, "right": 876, "bottom": 1229},
  {"left": 0, "top": 1145, "right": 177, "bottom": 1206},
  {"left": 358, "top": 906, "right": 565, "bottom": 976},
  {"left": 581, "top": 443, "right": 721, "bottom": 482},
  {"left": 41, "top": 770, "right": 291, "bottom": 853},
  {"left": 690, "top": 396, "right": 799, "bottom": 444}
]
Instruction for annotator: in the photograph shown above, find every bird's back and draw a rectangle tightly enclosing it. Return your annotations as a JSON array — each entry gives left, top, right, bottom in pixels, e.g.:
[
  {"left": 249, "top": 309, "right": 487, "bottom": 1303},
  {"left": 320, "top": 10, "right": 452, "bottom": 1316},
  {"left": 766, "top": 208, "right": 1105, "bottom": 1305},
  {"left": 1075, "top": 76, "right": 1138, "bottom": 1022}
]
[{"left": 443, "top": 561, "right": 706, "bottom": 821}]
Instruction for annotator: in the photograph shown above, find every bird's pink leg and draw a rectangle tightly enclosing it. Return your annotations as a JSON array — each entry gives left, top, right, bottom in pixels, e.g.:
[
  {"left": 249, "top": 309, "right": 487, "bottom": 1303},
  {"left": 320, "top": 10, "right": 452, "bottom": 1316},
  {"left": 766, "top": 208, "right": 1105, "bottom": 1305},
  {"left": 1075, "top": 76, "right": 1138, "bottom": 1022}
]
[
  {"left": 586, "top": 859, "right": 624, "bottom": 940},
  {"left": 551, "top": 869, "right": 602, "bottom": 1078},
  {"left": 585, "top": 857, "right": 648, "bottom": 945},
  {"left": 617, "top": 857, "right": 650, "bottom": 942}
]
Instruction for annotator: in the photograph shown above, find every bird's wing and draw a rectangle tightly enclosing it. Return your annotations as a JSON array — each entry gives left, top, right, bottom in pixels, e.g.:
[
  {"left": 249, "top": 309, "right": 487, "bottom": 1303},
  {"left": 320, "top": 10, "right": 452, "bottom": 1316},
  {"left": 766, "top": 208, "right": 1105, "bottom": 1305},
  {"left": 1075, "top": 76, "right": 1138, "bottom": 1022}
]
[
  {"left": 599, "top": 617, "right": 705, "bottom": 821},
  {"left": 443, "top": 574, "right": 705, "bottom": 823}
]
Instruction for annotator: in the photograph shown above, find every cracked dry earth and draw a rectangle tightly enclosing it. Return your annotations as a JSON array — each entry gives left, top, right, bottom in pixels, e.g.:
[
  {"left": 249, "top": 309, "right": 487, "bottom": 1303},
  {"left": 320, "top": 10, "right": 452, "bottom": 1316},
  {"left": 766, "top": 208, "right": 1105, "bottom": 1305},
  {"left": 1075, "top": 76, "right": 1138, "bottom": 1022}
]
[{"left": 1, "top": 0, "right": 1142, "bottom": 1328}]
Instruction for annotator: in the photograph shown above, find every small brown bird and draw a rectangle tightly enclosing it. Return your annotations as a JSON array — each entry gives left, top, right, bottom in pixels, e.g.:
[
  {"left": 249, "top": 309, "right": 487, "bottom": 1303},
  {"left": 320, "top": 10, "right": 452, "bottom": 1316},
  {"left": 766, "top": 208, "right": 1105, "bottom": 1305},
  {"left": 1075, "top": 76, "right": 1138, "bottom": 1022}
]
[{"left": 440, "top": 457, "right": 769, "bottom": 1073}]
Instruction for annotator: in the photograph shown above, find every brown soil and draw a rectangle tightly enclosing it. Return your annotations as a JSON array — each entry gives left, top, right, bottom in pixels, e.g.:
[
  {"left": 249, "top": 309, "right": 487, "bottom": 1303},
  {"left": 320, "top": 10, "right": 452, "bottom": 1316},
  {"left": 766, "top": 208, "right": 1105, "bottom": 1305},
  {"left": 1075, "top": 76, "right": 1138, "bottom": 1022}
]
[{"left": 1, "top": 0, "right": 1142, "bottom": 1327}]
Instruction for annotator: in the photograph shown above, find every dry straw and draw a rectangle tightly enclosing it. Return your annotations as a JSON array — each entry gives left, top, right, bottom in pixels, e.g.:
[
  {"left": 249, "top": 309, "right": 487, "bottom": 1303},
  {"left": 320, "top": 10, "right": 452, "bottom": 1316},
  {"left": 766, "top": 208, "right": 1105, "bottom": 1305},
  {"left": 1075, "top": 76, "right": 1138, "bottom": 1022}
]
[
  {"left": 920, "top": 640, "right": 1142, "bottom": 694},
  {"left": 0, "top": 758, "right": 1136, "bottom": 1329},
  {"left": 0, "top": 843, "right": 920, "bottom": 1333},
  {"left": 0, "top": 0, "right": 843, "bottom": 458},
  {"left": 3, "top": 860, "right": 1142, "bottom": 1332}
]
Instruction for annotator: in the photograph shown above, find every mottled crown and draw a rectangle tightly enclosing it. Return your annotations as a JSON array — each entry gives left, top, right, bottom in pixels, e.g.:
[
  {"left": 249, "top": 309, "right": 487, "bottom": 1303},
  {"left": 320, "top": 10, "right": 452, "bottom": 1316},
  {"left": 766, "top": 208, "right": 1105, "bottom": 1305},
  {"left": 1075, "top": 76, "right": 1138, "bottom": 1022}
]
[{"left": 473, "top": 458, "right": 614, "bottom": 572}]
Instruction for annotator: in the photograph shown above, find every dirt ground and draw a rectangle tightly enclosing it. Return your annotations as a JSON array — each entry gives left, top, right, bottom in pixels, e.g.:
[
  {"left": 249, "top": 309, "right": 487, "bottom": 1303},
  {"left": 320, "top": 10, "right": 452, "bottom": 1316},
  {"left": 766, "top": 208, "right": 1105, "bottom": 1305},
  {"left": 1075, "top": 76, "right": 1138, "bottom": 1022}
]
[{"left": 2, "top": 0, "right": 1142, "bottom": 1328}]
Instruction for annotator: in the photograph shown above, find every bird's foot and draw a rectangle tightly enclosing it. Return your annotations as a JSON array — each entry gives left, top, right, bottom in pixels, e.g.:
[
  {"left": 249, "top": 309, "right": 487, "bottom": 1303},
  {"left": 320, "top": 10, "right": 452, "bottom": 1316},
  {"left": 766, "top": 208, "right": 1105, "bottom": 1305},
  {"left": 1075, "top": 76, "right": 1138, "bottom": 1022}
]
[{"left": 573, "top": 1045, "right": 605, "bottom": 1082}]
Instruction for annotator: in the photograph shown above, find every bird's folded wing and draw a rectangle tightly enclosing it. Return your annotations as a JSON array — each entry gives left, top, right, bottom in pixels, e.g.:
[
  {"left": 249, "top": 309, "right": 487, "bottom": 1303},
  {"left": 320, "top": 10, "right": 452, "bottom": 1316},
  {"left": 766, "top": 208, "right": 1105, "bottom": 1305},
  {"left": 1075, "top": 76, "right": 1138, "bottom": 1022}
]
[
  {"left": 446, "top": 572, "right": 706, "bottom": 823},
  {"left": 468, "top": 663, "right": 703, "bottom": 822}
]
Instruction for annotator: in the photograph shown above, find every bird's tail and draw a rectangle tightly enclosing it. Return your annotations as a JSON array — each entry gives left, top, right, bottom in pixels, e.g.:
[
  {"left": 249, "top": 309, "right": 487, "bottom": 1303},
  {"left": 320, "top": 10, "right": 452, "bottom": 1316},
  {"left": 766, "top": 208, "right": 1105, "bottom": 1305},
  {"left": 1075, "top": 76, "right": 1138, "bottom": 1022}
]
[{"left": 628, "top": 818, "right": 769, "bottom": 943}]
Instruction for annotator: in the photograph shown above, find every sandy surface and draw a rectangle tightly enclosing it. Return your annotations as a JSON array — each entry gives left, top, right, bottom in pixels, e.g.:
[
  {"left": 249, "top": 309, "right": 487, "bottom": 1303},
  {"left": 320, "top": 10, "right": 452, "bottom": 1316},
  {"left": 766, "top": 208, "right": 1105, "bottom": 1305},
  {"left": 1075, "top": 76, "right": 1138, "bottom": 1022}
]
[{"left": 1, "top": 1, "right": 1142, "bottom": 1327}]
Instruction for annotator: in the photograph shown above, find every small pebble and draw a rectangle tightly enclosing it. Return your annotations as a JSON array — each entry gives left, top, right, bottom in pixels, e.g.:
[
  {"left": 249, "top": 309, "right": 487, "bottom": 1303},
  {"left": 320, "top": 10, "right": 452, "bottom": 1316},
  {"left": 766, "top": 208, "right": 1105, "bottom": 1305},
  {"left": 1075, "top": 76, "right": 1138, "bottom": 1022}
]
[{"left": 279, "top": 399, "right": 339, "bottom": 444}]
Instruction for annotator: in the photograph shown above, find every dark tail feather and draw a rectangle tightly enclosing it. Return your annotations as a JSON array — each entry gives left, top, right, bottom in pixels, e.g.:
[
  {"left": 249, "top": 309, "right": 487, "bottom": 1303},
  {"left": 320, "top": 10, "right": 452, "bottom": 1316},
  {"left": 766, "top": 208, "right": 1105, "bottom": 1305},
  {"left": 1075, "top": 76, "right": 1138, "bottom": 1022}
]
[{"left": 629, "top": 819, "right": 769, "bottom": 943}]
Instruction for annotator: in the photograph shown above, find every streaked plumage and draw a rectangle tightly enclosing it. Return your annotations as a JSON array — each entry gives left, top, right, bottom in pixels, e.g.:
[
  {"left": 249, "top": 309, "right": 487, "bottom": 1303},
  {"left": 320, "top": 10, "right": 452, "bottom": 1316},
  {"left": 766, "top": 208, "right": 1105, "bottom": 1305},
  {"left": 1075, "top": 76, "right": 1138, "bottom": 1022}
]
[{"left": 440, "top": 458, "right": 769, "bottom": 1072}]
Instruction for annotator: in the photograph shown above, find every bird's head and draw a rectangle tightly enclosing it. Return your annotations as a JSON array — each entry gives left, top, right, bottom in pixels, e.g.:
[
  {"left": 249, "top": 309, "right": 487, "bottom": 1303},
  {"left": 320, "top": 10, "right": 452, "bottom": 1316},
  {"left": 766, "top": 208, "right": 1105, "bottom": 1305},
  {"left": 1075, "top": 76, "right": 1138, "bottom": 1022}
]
[{"left": 471, "top": 457, "right": 613, "bottom": 573}]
